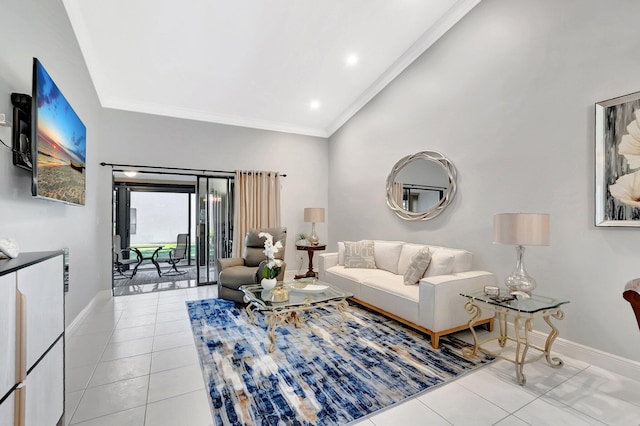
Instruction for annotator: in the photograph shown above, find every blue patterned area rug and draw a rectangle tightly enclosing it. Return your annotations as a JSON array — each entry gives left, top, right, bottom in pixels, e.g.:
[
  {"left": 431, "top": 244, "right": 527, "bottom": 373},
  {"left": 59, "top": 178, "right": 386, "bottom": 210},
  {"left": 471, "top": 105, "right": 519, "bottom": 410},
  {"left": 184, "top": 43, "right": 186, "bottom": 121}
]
[{"left": 186, "top": 298, "right": 493, "bottom": 425}]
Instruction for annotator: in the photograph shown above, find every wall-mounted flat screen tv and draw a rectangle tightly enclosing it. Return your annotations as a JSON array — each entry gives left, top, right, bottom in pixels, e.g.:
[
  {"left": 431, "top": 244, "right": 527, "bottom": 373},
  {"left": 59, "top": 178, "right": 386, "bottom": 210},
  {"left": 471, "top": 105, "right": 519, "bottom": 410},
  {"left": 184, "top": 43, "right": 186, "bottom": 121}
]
[{"left": 31, "top": 58, "right": 86, "bottom": 206}]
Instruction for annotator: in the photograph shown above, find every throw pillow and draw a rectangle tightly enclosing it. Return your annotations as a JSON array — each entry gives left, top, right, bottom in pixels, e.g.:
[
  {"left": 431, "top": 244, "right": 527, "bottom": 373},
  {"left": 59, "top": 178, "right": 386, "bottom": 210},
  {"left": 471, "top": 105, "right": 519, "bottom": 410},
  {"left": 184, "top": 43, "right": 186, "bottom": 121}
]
[
  {"left": 397, "top": 244, "right": 428, "bottom": 275},
  {"left": 403, "top": 248, "right": 431, "bottom": 285},
  {"left": 344, "top": 240, "right": 376, "bottom": 269}
]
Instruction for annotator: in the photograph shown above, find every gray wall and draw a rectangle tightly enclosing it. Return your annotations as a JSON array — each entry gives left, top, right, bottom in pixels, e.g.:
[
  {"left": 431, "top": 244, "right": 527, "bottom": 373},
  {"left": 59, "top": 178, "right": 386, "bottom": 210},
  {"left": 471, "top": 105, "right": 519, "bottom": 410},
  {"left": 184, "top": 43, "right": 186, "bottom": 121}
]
[
  {"left": 0, "top": 0, "right": 328, "bottom": 327},
  {"left": 329, "top": 0, "right": 640, "bottom": 361},
  {"left": 0, "top": 0, "right": 104, "bottom": 326},
  {"left": 96, "top": 108, "right": 328, "bottom": 279}
]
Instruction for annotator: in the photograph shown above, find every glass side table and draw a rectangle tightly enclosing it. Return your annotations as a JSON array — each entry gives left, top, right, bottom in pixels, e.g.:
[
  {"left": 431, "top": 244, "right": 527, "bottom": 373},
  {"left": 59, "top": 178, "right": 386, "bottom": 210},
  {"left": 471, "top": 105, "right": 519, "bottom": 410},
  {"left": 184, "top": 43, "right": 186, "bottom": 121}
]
[{"left": 460, "top": 289, "right": 569, "bottom": 385}]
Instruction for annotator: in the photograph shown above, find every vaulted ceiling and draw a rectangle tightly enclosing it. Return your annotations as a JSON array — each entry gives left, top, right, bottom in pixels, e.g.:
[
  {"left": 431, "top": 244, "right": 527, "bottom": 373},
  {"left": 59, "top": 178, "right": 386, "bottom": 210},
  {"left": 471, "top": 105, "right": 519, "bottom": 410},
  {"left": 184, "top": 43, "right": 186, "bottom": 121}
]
[{"left": 63, "top": 0, "right": 480, "bottom": 137}]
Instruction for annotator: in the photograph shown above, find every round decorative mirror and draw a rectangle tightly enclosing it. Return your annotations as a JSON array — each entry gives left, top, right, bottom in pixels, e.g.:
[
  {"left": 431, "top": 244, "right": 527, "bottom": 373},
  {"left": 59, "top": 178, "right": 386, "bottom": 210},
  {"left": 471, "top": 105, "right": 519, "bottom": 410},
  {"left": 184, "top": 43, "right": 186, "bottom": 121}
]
[{"left": 385, "top": 151, "right": 457, "bottom": 221}]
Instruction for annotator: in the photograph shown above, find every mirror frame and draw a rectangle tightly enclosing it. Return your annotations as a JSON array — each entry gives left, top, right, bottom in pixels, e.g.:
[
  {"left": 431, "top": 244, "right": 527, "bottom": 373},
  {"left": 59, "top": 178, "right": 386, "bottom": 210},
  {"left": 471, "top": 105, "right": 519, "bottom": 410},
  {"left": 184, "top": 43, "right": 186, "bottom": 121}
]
[{"left": 385, "top": 151, "right": 457, "bottom": 221}]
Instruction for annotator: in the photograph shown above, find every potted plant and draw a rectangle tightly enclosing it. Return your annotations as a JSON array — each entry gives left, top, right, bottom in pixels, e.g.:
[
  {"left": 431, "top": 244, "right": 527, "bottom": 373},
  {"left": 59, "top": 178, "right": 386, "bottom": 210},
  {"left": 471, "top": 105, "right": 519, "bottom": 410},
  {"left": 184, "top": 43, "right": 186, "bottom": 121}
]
[
  {"left": 258, "top": 232, "right": 283, "bottom": 290},
  {"left": 296, "top": 233, "right": 309, "bottom": 246}
]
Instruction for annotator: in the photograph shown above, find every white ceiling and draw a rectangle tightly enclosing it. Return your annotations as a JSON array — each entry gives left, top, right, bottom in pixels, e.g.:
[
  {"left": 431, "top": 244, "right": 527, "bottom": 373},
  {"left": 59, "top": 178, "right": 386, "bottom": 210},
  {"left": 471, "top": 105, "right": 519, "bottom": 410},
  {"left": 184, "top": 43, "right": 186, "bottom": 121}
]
[{"left": 63, "top": 0, "right": 480, "bottom": 138}]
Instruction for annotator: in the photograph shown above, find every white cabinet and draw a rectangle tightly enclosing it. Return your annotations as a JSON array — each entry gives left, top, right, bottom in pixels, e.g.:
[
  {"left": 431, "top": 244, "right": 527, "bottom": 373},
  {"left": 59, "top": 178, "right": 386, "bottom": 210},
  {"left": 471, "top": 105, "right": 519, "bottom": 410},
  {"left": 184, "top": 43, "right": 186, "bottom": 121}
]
[
  {"left": 0, "top": 273, "right": 16, "bottom": 400},
  {"left": 24, "top": 339, "right": 64, "bottom": 426},
  {"left": 0, "top": 392, "right": 15, "bottom": 426},
  {"left": 17, "top": 257, "right": 64, "bottom": 371},
  {"left": 0, "top": 252, "right": 64, "bottom": 426}
]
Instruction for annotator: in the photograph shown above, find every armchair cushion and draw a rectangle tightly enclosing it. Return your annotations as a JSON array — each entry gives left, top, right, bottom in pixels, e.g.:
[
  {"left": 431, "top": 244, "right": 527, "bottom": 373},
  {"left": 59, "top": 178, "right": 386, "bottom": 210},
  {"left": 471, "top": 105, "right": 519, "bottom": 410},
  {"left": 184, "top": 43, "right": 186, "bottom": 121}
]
[
  {"left": 218, "top": 257, "right": 245, "bottom": 270},
  {"left": 243, "top": 227, "right": 286, "bottom": 266},
  {"left": 219, "top": 265, "right": 261, "bottom": 289}
]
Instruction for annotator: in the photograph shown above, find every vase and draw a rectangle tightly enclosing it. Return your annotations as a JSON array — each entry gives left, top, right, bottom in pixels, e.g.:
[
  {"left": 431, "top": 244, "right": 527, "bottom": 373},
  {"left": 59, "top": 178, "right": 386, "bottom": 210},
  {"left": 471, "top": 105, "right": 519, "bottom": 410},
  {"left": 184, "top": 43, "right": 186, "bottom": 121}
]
[
  {"left": 270, "top": 285, "right": 289, "bottom": 302},
  {"left": 261, "top": 277, "right": 277, "bottom": 290}
]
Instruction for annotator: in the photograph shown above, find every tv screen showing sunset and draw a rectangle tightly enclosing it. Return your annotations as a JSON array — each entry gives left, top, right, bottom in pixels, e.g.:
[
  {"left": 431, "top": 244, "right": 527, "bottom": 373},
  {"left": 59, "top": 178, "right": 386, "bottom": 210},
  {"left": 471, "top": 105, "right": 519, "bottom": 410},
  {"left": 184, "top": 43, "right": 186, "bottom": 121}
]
[{"left": 34, "top": 59, "right": 86, "bottom": 206}]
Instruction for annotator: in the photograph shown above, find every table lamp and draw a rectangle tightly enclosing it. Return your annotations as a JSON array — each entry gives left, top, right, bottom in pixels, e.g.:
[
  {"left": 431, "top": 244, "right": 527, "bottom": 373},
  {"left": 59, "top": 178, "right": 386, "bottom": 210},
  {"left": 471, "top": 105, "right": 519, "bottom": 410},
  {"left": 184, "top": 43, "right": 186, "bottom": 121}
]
[
  {"left": 304, "top": 208, "right": 325, "bottom": 245},
  {"left": 493, "top": 213, "right": 550, "bottom": 295}
]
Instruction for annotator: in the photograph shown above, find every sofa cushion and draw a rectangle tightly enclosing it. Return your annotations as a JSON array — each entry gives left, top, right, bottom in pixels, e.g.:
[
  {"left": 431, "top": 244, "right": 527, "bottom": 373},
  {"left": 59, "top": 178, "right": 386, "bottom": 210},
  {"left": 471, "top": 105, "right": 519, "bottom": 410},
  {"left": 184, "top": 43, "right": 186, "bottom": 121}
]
[
  {"left": 373, "top": 241, "right": 404, "bottom": 274},
  {"left": 325, "top": 265, "right": 390, "bottom": 299},
  {"left": 337, "top": 242, "right": 345, "bottom": 265},
  {"left": 427, "top": 246, "right": 472, "bottom": 273},
  {"left": 324, "top": 266, "right": 364, "bottom": 298},
  {"left": 344, "top": 240, "right": 376, "bottom": 269},
  {"left": 358, "top": 274, "right": 420, "bottom": 325},
  {"left": 404, "top": 248, "right": 431, "bottom": 285},
  {"left": 328, "top": 265, "right": 389, "bottom": 283},
  {"left": 424, "top": 249, "right": 455, "bottom": 277},
  {"left": 397, "top": 244, "right": 427, "bottom": 275}
]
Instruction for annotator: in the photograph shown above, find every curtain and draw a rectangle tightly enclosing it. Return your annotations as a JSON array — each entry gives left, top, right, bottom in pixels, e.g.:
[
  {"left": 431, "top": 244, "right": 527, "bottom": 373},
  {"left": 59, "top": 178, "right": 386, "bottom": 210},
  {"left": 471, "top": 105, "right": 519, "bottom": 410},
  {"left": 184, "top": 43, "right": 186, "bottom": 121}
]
[{"left": 233, "top": 170, "right": 281, "bottom": 257}]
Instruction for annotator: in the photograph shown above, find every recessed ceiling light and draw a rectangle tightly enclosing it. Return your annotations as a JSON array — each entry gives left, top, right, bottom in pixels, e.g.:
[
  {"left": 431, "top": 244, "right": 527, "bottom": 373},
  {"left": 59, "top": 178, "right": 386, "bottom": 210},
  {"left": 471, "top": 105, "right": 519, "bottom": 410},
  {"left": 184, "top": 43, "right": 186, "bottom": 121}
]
[
  {"left": 346, "top": 54, "right": 358, "bottom": 66},
  {"left": 310, "top": 100, "right": 321, "bottom": 110}
]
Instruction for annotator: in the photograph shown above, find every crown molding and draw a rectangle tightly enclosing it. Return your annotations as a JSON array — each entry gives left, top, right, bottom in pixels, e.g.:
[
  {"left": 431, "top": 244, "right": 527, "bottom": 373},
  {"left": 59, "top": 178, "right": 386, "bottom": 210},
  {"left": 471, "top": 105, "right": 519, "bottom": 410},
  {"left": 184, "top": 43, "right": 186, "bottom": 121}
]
[{"left": 102, "top": 97, "right": 329, "bottom": 138}]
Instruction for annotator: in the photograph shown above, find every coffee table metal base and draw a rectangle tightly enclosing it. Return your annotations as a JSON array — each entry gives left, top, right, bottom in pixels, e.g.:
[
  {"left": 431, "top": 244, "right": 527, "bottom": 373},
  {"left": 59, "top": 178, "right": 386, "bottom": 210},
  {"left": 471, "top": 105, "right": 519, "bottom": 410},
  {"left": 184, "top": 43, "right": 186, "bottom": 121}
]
[{"left": 246, "top": 299, "right": 349, "bottom": 353}]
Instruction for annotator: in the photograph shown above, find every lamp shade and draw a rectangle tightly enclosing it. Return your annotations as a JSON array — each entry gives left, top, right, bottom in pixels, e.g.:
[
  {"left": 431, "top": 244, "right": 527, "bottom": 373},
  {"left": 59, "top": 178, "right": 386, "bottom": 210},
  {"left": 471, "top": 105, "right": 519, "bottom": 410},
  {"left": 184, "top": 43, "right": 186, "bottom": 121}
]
[
  {"left": 304, "top": 208, "right": 325, "bottom": 223},
  {"left": 493, "top": 213, "right": 550, "bottom": 246}
]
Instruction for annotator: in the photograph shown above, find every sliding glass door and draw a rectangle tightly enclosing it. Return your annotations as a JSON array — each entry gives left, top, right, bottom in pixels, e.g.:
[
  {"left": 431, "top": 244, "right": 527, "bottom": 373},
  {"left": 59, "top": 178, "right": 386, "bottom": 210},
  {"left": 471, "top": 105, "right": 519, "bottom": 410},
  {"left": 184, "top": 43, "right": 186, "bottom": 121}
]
[
  {"left": 196, "top": 177, "right": 233, "bottom": 284},
  {"left": 112, "top": 173, "right": 196, "bottom": 293}
]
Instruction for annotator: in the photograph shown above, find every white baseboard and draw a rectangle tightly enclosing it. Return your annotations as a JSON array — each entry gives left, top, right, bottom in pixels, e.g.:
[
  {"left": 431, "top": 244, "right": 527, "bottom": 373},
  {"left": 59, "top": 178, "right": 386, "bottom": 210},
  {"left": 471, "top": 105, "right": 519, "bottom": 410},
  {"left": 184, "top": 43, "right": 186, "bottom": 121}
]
[
  {"left": 528, "top": 329, "right": 640, "bottom": 381},
  {"left": 66, "top": 290, "right": 112, "bottom": 338}
]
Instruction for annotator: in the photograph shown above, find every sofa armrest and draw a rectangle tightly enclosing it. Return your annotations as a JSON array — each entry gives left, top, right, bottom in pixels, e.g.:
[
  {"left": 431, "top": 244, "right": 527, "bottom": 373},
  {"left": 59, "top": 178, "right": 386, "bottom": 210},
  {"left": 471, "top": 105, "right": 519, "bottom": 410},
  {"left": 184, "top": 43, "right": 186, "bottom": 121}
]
[
  {"left": 217, "top": 257, "right": 244, "bottom": 272},
  {"left": 318, "top": 252, "right": 338, "bottom": 281},
  {"left": 418, "top": 270, "right": 496, "bottom": 332}
]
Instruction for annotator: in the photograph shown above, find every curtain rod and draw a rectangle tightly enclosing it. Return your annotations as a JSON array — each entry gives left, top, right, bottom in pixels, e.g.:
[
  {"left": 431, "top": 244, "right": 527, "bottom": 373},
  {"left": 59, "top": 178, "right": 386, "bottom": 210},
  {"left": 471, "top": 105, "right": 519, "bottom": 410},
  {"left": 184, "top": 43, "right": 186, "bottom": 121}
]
[{"left": 100, "top": 162, "right": 286, "bottom": 177}]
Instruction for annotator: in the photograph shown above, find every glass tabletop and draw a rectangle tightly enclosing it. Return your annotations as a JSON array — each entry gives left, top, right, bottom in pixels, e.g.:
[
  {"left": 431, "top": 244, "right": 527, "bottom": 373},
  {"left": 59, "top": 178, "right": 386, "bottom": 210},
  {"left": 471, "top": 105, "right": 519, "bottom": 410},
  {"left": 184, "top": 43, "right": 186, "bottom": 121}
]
[
  {"left": 460, "top": 289, "right": 569, "bottom": 313},
  {"left": 240, "top": 279, "right": 352, "bottom": 311}
]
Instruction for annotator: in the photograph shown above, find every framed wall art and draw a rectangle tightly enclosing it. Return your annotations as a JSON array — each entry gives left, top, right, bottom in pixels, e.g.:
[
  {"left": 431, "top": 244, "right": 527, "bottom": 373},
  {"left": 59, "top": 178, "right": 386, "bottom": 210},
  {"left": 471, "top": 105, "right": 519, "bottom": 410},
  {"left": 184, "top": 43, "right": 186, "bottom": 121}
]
[{"left": 595, "top": 91, "right": 640, "bottom": 227}]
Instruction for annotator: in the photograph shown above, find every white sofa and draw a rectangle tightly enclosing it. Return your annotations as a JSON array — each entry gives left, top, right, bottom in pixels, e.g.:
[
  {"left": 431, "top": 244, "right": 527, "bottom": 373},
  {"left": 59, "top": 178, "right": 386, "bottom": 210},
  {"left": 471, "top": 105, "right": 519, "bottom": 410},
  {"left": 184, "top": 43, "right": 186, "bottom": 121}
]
[{"left": 318, "top": 240, "right": 495, "bottom": 348}]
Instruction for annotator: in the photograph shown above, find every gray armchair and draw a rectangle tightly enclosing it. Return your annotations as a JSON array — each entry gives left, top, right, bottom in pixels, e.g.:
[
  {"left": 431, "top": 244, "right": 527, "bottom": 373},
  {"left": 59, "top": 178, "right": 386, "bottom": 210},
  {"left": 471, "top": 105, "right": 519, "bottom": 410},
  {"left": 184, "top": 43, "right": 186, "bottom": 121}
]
[{"left": 217, "top": 227, "right": 287, "bottom": 303}]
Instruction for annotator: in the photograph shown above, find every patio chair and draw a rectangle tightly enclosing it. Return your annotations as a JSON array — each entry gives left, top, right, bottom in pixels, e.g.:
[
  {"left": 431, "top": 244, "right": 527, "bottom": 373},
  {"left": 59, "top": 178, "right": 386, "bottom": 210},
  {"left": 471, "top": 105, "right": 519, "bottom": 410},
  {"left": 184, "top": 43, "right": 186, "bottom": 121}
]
[
  {"left": 113, "top": 234, "right": 142, "bottom": 279},
  {"left": 161, "top": 233, "right": 189, "bottom": 276}
]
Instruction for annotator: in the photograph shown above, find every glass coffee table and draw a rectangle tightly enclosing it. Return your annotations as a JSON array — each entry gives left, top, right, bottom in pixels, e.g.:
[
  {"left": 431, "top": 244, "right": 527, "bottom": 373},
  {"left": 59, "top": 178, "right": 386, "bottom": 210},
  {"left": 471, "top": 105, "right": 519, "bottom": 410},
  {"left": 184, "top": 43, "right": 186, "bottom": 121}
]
[
  {"left": 240, "top": 280, "right": 353, "bottom": 353},
  {"left": 460, "top": 289, "right": 569, "bottom": 385}
]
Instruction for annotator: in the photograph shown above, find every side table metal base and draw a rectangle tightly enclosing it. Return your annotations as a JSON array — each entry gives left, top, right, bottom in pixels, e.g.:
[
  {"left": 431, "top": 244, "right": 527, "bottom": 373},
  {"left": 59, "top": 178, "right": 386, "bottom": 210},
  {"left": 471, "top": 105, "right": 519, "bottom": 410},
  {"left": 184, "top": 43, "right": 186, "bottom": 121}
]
[{"left": 463, "top": 300, "right": 565, "bottom": 385}]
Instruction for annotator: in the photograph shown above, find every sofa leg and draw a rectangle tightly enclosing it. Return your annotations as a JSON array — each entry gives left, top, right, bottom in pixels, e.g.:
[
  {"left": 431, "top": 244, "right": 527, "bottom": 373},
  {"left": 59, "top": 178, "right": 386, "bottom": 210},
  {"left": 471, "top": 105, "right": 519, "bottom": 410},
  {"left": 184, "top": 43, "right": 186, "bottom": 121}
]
[
  {"left": 487, "top": 318, "right": 494, "bottom": 332},
  {"left": 430, "top": 333, "right": 439, "bottom": 349}
]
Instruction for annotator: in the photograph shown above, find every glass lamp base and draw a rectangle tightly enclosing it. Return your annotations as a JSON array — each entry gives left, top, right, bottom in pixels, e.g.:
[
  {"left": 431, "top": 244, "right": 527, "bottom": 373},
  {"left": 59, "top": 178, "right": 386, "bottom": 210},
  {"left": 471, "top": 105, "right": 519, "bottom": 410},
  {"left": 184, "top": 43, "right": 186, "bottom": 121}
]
[
  {"left": 505, "top": 245, "right": 537, "bottom": 295},
  {"left": 505, "top": 274, "right": 536, "bottom": 295},
  {"left": 308, "top": 223, "right": 319, "bottom": 245}
]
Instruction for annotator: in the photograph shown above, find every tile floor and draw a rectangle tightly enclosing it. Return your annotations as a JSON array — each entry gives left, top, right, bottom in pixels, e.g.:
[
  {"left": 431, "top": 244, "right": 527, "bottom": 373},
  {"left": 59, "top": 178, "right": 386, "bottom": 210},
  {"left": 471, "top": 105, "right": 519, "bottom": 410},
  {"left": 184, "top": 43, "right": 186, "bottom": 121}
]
[{"left": 64, "top": 285, "right": 640, "bottom": 426}]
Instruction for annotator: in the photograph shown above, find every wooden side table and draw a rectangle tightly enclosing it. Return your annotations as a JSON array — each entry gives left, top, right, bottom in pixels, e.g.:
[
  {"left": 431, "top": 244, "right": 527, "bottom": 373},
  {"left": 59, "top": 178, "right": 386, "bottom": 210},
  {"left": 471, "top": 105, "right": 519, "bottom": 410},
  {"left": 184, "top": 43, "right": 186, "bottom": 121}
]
[{"left": 294, "top": 244, "right": 326, "bottom": 279}]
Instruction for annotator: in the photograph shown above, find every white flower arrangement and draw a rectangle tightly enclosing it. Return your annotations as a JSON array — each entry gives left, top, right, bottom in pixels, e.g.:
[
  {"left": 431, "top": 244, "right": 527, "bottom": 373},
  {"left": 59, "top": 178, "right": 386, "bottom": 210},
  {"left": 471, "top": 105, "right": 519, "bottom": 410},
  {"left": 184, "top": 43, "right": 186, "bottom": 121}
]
[{"left": 258, "top": 232, "right": 283, "bottom": 279}]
